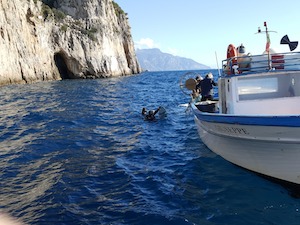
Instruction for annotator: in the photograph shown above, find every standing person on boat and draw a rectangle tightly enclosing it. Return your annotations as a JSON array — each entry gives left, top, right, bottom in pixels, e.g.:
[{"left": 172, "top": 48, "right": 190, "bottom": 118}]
[
  {"left": 191, "top": 75, "right": 202, "bottom": 101},
  {"left": 195, "top": 75, "right": 203, "bottom": 93},
  {"left": 200, "top": 72, "right": 217, "bottom": 101},
  {"left": 142, "top": 107, "right": 161, "bottom": 121}
]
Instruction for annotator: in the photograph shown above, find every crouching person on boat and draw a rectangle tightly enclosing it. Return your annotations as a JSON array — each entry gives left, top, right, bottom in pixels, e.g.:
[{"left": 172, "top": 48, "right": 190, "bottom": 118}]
[
  {"left": 200, "top": 72, "right": 217, "bottom": 101},
  {"left": 142, "top": 107, "right": 161, "bottom": 121}
]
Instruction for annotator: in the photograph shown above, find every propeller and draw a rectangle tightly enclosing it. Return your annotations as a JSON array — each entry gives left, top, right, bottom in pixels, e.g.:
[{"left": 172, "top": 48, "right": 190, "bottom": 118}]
[{"left": 280, "top": 35, "right": 298, "bottom": 51}]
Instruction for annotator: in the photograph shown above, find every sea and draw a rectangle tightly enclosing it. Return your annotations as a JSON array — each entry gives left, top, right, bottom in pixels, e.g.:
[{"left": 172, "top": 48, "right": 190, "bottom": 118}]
[{"left": 0, "top": 70, "right": 299, "bottom": 225}]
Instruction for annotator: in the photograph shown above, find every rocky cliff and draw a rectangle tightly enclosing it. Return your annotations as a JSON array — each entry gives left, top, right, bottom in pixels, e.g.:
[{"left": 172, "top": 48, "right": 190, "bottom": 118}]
[{"left": 0, "top": 0, "right": 141, "bottom": 85}]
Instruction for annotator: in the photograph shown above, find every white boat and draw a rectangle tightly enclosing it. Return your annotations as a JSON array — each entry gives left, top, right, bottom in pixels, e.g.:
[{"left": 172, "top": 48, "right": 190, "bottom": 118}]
[{"left": 184, "top": 23, "right": 300, "bottom": 185}]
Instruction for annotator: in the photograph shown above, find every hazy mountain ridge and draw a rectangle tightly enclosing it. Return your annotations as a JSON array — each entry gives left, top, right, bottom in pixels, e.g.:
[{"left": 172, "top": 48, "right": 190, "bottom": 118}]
[{"left": 136, "top": 48, "right": 210, "bottom": 71}]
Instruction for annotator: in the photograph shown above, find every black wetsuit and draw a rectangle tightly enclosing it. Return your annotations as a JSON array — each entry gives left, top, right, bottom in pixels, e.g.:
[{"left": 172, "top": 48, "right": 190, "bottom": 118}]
[{"left": 142, "top": 107, "right": 160, "bottom": 121}]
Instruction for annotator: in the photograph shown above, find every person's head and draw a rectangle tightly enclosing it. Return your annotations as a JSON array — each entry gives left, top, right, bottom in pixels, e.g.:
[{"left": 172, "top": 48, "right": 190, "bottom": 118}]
[
  {"left": 195, "top": 75, "right": 202, "bottom": 82},
  {"left": 206, "top": 72, "right": 213, "bottom": 79},
  {"left": 148, "top": 110, "right": 155, "bottom": 116}
]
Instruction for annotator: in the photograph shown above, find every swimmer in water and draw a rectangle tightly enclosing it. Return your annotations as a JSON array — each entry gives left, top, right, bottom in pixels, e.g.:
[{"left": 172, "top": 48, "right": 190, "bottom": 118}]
[{"left": 142, "top": 107, "right": 161, "bottom": 121}]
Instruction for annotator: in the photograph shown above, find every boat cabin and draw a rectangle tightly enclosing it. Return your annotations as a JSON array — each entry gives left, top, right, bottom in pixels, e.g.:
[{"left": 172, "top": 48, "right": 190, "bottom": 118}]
[{"left": 219, "top": 52, "right": 300, "bottom": 115}]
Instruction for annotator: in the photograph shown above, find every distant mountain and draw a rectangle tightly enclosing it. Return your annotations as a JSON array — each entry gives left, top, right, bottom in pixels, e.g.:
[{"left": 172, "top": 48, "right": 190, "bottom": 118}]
[{"left": 136, "top": 48, "right": 210, "bottom": 71}]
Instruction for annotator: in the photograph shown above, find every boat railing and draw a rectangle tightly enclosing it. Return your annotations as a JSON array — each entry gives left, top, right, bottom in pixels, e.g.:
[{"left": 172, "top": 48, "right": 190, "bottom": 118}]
[{"left": 221, "top": 51, "right": 300, "bottom": 77}]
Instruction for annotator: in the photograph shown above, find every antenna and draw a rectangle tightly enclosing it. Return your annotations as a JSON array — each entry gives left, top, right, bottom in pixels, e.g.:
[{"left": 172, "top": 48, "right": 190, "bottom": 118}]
[{"left": 215, "top": 51, "right": 221, "bottom": 77}]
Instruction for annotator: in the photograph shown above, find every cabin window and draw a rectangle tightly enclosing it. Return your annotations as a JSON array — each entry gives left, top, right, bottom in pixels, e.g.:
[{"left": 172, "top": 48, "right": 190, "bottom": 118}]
[{"left": 237, "top": 74, "right": 298, "bottom": 101}]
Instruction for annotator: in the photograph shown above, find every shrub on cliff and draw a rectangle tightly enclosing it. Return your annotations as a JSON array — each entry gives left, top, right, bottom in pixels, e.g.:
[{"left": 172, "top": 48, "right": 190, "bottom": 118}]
[{"left": 112, "top": 1, "right": 127, "bottom": 17}]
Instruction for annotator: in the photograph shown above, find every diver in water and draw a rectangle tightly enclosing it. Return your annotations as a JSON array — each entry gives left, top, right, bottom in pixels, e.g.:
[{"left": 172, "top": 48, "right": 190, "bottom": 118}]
[{"left": 142, "top": 107, "right": 161, "bottom": 121}]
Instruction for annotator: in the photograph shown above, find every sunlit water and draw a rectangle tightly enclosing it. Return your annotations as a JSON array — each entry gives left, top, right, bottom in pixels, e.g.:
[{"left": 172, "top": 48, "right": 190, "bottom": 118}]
[{"left": 0, "top": 70, "right": 299, "bottom": 225}]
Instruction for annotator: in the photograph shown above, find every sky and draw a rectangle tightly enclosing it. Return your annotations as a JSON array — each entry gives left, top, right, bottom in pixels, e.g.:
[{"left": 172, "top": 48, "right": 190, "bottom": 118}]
[{"left": 115, "top": 0, "right": 300, "bottom": 68}]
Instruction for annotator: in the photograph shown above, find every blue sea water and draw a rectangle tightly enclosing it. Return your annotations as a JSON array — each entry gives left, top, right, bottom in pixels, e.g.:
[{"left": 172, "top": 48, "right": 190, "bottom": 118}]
[{"left": 0, "top": 70, "right": 299, "bottom": 225}]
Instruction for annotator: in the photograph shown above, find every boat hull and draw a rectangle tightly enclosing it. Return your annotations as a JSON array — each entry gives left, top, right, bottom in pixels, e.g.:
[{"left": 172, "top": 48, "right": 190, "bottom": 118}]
[{"left": 193, "top": 114, "right": 300, "bottom": 185}]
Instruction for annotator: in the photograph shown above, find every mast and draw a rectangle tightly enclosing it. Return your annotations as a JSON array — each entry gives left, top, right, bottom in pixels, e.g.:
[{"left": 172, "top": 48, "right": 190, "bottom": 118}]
[
  {"left": 257, "top": 22, "right": 275, "bottom": 70},
  {"left": 264, "top": 22, "right": 272, "bottom": 70}
]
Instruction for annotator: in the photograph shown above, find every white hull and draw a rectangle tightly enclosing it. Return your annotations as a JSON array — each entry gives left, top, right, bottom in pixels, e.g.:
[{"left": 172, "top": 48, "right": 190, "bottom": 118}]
[{"left": 194, "top": 116, "right": 300, "bottom": 184}]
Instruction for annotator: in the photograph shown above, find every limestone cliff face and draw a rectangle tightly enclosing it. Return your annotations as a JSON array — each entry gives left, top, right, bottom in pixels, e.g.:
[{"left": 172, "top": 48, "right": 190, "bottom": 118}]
[{"left": 0, "top": 0, "right": 141, "bottom": 85}]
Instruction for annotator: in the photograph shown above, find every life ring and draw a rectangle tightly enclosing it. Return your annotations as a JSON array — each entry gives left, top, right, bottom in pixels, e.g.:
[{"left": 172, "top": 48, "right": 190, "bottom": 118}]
[{"left": 226, "top": 44, "right": 237, "bottom": 75}]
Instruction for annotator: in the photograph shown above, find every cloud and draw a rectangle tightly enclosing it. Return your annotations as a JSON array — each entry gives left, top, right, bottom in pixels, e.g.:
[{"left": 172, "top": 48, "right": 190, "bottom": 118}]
[
  {"left": 135, "top": 38, "right": 160, "bottom": 49},
  {"left": 166, "top": 47, "right": 179, "bottom": 56},
  {"left": 134, "top": 38, "right": 181, "bottom": 57}
]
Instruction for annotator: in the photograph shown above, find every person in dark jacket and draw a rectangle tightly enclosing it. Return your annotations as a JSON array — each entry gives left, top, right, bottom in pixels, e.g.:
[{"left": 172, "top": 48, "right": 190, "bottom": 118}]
[
  {"left": 142, "top": 107, "right": 161, "bottom": 121},
  {"left": 200, "top": 72, "right": 217, "bottom": 101}
]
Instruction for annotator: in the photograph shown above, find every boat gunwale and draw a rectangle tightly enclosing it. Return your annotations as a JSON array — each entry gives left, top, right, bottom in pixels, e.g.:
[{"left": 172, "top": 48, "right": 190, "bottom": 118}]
[{"left": 191, "top": 104, "right": 300, "bottom": 127}]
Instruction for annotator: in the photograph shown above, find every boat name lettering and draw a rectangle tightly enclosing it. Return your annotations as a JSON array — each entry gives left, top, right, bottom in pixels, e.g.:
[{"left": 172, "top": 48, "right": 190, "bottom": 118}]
[{"left": 215, "top": 125, "right": 250, "bottom": 135}]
